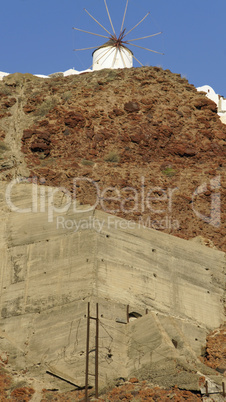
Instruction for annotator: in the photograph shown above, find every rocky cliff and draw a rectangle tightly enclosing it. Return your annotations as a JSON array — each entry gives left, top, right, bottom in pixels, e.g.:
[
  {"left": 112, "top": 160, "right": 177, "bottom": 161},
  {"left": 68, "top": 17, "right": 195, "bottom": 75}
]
[
  {"left": 0, "top": 67, "right": 225, "bottom": 400},
  {"left": 0, "top": 67, "right": 225, "bottom": 251}
]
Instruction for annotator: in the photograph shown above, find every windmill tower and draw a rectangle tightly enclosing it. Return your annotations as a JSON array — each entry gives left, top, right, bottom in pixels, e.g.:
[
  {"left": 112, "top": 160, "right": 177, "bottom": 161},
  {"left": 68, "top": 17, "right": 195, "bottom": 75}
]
[
  {"left": 73, "top": 0, "right": 163, "bottom": 71},
  {"left": 92, "top": 39, "right": 133, "bottom": 70}
]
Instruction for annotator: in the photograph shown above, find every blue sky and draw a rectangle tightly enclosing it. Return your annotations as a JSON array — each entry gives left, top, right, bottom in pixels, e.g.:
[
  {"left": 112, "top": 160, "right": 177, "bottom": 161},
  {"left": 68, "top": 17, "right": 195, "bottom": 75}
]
[{"left": 1, "top": 0, "right": 226, "bottom": 96}]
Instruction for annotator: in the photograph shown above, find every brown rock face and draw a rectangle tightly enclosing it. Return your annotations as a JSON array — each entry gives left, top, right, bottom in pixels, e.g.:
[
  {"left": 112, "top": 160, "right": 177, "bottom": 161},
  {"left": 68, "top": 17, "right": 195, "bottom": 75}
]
[
  {"left": 2, "top": 97, "right": 17, "bottom": 108},
  {"left": 124, "top": 101, "right": 140, "bottom": 112},
  {"left": 204, "top": 325, "right": 226, "bottom": 373},
  {"left": 64, "top": 111, "right": 85, "bottom": 128},
  {"left": 0, "top": 66, "right": 225, "bottom": 251}
]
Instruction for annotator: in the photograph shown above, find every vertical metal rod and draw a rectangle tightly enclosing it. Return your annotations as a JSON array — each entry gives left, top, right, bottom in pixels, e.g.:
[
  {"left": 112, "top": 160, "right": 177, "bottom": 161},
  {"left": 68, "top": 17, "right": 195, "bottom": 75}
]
[
  {"left": 222, "top": 382, "right": 225, "bottom": 397},
  {"left": 95, "top": 303, "right": 99, "bottom": 399},
  {"left": 85, "top": 302, "right": 90, "bottom": 402},
  {"left": 205, "top": 380, "right": 209, "bottom": 397},
  {"left": 127, "top": 305, "right": 129, "bottom": 323}
]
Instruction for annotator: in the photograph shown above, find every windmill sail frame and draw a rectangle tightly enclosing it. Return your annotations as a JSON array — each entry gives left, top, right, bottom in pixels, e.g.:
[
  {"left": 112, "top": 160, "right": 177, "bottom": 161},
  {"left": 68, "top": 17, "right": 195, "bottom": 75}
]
[{"left": 73, "top": 0, "right": 163, "bottom": 70}]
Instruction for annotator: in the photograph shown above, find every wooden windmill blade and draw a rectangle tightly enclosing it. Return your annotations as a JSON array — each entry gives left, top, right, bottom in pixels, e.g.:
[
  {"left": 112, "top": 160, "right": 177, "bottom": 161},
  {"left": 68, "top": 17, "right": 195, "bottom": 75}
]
[
  {"left": 73, "top": 0, "right": 163, "bottom": 70},
  {"left": 120, "top": 0, "right": 129, "bottom": 33},
  {"left": 84, "top": 8, "right": 112, "bottom": 36},
  {"left": 126, "top": 32, "right": 163, "bottom": 42}
]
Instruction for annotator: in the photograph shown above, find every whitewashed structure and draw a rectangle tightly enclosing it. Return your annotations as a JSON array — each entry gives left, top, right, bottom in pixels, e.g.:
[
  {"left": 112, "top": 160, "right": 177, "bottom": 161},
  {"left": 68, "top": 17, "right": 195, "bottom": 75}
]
[
  {"left": 73, "top": 1, "right": 163, "bottom": 72},
  {"left": 63, "top": 68, "right": 92, "bottom": 76},
  {"left": 0, "top": 71, "right": 9, "bottom": 80},
  {"left": 92, "top": 40, "right": 133, "bottom": 71},
  {"left": 0, "top": 69, "right": 92, "bottom": 81},
  {"left": 197, "top": 85, "right": 226, "bottom": 117}
]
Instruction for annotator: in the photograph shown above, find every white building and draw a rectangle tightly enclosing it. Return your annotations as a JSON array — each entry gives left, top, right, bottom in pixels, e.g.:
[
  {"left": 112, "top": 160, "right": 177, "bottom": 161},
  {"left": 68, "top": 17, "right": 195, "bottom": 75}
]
[
  {"left": 197, "top": 85, "right": 226, "bottom": 114},
  {"left": 63, "top": 68, "right": 92, "bottom": 76},
  {"left": 0, "top": 71, "right": 9, "bottom": 80},
  {"left": 92, "top": 40, "right": 133, "bottom": 71}
]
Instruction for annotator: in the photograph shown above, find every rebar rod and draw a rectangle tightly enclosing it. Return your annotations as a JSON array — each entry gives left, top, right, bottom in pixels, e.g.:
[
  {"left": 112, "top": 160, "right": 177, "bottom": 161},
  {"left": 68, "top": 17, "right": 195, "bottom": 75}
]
[
  {"left": 85, "top": 302, "right": 90, "bottom": 402},
  {"left": 95, "top": 303, "right": 99, "bottom": 398},
  {"left": 127, "top": 305, "right": 129, "bottom": 323}
]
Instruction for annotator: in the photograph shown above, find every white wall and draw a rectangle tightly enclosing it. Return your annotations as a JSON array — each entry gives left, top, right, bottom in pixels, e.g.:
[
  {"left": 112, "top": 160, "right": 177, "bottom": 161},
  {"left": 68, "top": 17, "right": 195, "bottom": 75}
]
[
  {"left": 93, "top": 46, "right": 133, "bottom": 71},
  {"left": 0, "top": 71, "right": 9, "bottom": 81},
  {"left": 197, "top": 84, "right": 226, "bottom": 114},
  {"left": 218, "top": 96, "right": 226, "bottom": 112}
]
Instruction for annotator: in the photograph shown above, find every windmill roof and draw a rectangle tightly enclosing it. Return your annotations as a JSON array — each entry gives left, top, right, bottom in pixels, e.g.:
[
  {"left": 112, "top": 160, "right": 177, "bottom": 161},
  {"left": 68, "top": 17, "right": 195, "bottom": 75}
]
[{"left": 92, "top": 40, "right": 133, "bottom": 56}]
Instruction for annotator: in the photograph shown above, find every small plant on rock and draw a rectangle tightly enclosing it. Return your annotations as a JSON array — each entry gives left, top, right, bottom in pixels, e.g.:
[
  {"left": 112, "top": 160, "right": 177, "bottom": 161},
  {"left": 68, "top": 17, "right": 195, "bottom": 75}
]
[
  {"left": 162, "top": 167, "right": 176, "bottom": 177},
  {"left": 0, "top": 143, "right": 9, "bottom": 153},
  {"left": 104, "top": 151, "right": 120, "bottom": 163},
  {"left": 82, "top": 159, "right": 95, "bottom": 166},
  {"left": 35, "top": 97, "right": 58, "bottom": 117},
  {"left": 62, "top": 91, "right": 72, "bottom": 102}
]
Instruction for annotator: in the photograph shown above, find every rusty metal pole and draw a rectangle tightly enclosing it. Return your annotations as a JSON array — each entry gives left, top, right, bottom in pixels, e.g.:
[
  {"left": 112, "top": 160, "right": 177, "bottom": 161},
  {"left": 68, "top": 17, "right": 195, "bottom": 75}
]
[
  {"left": 85, "top": 302, "right": 90, "bottom": 402},
  {"left": 222, "top": 381, "right": 225, "bottom": 397},
  {"left": 205, "top": 380, "right": 209, "bottom": 397},
  {"left": 127, "top": 305, "right": 129, "bottom": 323},
  {"left": 95, "top": 303, "right": 99, "bottom": 399}
]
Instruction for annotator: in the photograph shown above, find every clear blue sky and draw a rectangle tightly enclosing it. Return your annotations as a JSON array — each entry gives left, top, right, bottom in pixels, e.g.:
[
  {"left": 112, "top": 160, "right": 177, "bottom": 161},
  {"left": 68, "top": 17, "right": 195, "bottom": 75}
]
[{"left": 1, "top": 0, "right": 226, "bottom": 96}]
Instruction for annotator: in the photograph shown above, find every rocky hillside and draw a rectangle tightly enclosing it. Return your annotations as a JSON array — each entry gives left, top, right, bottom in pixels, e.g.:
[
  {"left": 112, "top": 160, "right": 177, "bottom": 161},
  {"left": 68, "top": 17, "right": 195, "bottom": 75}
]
[
  {"left": 0, "top": 67, "right": 225, "bottom": 251},
  {"left": 0, "top": 361, "right": 203, "bottom": 401},
  {"left": 0, "top": 67, "right": 225, "bottom": 400},
  {"left": 1, "top": 325, "right": 225, "bottom": 401}
]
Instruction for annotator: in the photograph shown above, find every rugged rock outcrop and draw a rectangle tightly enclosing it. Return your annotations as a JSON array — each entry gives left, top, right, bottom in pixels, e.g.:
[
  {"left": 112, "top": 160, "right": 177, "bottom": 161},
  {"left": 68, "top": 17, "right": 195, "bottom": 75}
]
[
  {"left": 0, "top": 67, "right": 225, "bottom": 399},
  {"left": 0, "top": 67, "right": 225, "bottom": 252}
]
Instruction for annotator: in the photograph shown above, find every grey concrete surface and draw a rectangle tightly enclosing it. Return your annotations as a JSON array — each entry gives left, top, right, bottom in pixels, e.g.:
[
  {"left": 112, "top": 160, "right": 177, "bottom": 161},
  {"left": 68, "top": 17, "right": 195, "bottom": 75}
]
[{"left": 0, "top": 182, "right": 225, "bottom": 391}]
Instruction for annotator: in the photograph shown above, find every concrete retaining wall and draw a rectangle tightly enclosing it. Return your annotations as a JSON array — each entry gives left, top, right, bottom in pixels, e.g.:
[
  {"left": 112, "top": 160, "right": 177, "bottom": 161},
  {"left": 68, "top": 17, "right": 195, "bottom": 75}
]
[
  {"left": 0, "top": 183, "right": 225, "bottom": 390},
  {"left": 95, "top": 210, "right": 225, "bottom": 329}
]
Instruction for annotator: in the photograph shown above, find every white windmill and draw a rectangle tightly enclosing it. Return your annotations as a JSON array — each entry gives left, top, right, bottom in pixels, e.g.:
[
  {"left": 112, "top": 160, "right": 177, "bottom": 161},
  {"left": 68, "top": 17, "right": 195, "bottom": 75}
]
[{"left": 73, "top": 0, "right": 163, "bottom": 71}]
